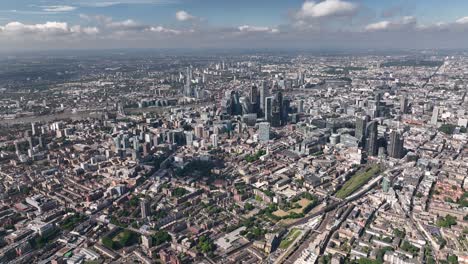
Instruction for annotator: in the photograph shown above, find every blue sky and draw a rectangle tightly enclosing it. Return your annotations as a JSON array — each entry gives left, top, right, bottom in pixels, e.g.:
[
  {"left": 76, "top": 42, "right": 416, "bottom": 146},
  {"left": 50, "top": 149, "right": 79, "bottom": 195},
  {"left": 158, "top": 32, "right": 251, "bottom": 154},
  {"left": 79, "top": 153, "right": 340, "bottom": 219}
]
[
  {"left": 0, "top": 0, "right": 468, "bottom": 50},
  {"left": 1, "top": 0, "right": 467, "bottom": 25}
]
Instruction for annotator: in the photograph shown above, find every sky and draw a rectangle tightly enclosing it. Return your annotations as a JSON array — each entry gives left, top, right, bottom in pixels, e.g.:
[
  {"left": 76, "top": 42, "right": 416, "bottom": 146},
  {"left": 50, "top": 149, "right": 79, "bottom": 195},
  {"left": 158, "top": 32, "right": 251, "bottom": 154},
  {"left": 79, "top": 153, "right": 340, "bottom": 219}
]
[{"left": 0, "top": 0, "right": 468, "bottom": 51}]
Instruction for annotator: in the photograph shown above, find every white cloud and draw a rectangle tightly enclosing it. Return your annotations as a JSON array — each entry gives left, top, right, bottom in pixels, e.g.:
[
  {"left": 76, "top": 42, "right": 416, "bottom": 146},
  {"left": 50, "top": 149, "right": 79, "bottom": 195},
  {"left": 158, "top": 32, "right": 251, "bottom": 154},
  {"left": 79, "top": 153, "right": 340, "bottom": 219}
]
[
  {"left": 456, "top": 16, "right": 468, "bottom": 24},
  {"left": 78, "top": 15, "right": 185, "bottom": 35},
  {"left": 365, "top": 21, "right": 391, "bottom": 31},
  {"left": 365, "top": 16, "right": 417, "bottom": 32},
  {"left": 0, "top": 21, "right": 98, "bottom": 37},
  {"left": 238, "top": 25, "right": 279, "bottom": 34},
  {"left": 364, "top": 15, "right": 468, "bottom": 33},
  {"left": 148, "top": 26, "right": 181, "bottom": 34},
  {"left": 108, "top": 19, "right": 139, "bottom": 27},
  {"left": 81, "top": 2, "right": 120, "bottom": 7},
  {"left": 106, "top": 19, "right": 144, "bottom": 30},
  {"left": 3, "top": 13, "right": 468, "bottom": 51},
  {"left": 4, "top": 9, "right": 62, "bottom": 15},
  {"left": 71, "top": 25, "right": 100, "bottom": 35},
  {"left": 78, "top": 0, "right": 175, "bottom": 8},
  {"left": 1, "top": 21, "right": 69, "bottom": 35},
  {"left": 41, "top": 5, "right": 77, "bottom": 12},
  {"left": 297, "top": 0, "right": 357, "bottom": 19},
  {"left": 175, "top": 10, "right": 195, "bottom": 21}
]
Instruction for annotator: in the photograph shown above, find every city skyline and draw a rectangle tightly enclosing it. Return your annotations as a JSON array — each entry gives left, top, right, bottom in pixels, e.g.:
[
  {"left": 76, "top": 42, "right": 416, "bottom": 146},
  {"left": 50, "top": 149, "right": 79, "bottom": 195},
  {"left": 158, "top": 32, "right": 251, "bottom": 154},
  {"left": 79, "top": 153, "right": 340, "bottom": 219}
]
[{"left": 1, "top": 0, "right": 468, "bottom": 51}]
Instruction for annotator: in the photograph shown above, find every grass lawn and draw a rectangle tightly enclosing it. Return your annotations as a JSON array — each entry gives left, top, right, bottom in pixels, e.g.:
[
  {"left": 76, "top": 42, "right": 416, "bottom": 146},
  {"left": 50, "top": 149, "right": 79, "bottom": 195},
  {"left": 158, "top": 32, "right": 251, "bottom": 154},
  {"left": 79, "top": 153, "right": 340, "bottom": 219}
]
[
  {"left": 273, "top": 198, "right": 313, "bottom": 217},
  {"left": 290, "top": 199, "right": 311, "bottom": 213},
  {"left": 273, "top": 210, "right": 289, "bottom": 217},
  {"left": 335, "top": 164, "right": 381, "bottom": 199},
  {"left": 279, "top": 228, "right": 302, "bottom": 249}
]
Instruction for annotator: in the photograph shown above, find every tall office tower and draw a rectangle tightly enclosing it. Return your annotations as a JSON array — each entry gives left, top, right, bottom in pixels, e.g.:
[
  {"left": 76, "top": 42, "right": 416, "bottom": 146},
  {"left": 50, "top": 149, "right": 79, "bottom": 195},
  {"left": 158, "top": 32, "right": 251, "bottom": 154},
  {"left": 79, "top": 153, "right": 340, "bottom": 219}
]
[
  {"left": 374, "top": 93, "right": 381, "bottom": 105},
  {"left": 185, "top": 66, "right": 192, "bottom": 97},
  {"left": 388, "top": 130, "right": 405, "bottom": 159},
  {"left": 211, "top": 134, "right": 218, "bottom": 148},
  {"left": 275, "top": 91, "right": 283, "bottom": 111},
  {"left": 400, "top": 95, "right": 409, "bottom": 114},
  {"left": 258, "top": 122, "right": 270, "bottom": 143},
  {"left": 133, "top": 137, "right": 140, "bottom": 151},
  {"left": 14, "top": 141, "right": 19, "bottom": 156},
  {"left": 140, "top": 199, "right": 151, "bottom": 219},
  {"left": 114, "top": 136, "right": 121, "bottom": 150},
  {"left": 27, "top": 136, "right": 33, "bottom": 149},
  {"left": 250, "top": 85, "right": 259, "bottom": 115},
  {"left": 143, "top": 142, "right": 151, "bottom": 157},
  {"left": 366, "top": 121, "right": 378, "bottom": 156},
  {"left": 122, "top": 135, "right": 129, "bottom": 149},
  {"left": 265, "top": 96, "right": 274, "bottom": 122},
  {"left": 38, "top": 136, "right": 43, "bottom": 148},
  {"left": 431, "top": 106, "right": 439, "bottom": 125},
  {"left": 371, "top": 93, "right": 381, "bottom": 118},
  {"left": 185, "top": 131, "right": 194, "bottom": 146},
  {"left": 281, "top": 97, "right": 290, "bottom": 125},
  {"left": 31, "top": 122, "right": 37, "bottom": 136},
  {"left": 298, "top": 71, "right": 305, "bottom": 85},
  {"left": 355, "top": 115, "right": 369, "bottom": 144},
  {"left": 195, "top": 124, "right": 204, "bottom": 138},
  {"left": 271, "top": 110, "right": 281, "bottom": 127},
  {"left": 259, "top": 80, "right": 268, "bottom": 111},
  {"left": 167, "top": 131, "right": 176, "bottom": 144},
  {"left": 270, "top": 92, "right": 283, "bottom": 127},
  {"left": 298, "top": 100, "right": 304, "bottom": 113},
  {"left": 231, "top": 91, "right": 242, "bottom": 115},
  {"left": 144, "top": 133, "right": 152, "bottom": 144},
  {"left": 239, "top": 96, "right": 251, "bottom": 115}
]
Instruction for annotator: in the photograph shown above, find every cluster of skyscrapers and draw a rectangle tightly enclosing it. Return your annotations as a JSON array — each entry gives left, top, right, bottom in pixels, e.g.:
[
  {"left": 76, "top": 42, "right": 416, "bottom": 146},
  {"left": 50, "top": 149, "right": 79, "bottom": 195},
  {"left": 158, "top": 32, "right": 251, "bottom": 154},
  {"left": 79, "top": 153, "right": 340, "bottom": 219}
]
[
  {"left": 222, "top": 82, "right": 291, "bottom": 128},
  {"left": 355, "top": 115, "right": 405, "bottom": 159}
]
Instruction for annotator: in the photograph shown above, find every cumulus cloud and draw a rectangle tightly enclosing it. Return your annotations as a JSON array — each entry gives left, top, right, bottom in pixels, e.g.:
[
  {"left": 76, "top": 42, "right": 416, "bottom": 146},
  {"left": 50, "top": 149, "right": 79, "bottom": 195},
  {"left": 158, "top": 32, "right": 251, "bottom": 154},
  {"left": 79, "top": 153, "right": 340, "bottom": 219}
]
[
  {"left": 365, "top": 16, "right": 417, "bottom": 32},
  {"left": 71, "top": 25, "right": 100, "bottom": 35},
  {"left": 3, "top": 10, "right": 468, "bottom": 51},
  {"left": 238, "top": 25, "right": 279, "bottom": 34},
  {"left": 41, "top": 5, "right": 77, "bottom": 12},
  {"left": 103, "top": 18, "right": 184, "bottom": 35},
  {"left": 0, "top": 21, "right": 99, "bottom": 37},
  {"left": 148, "top": 26, "right": 181, "bottom": 34},
  {"left": 106, "top": 19, "right": 144, "bottom": 30},
  {"left": 176, "top": 10, "right": 196, "bottom": 22},
  {"left": 78, "top": 15, "right": 188, "bottom": 36},
  {"left": 365, "top": 21, "right": 391, "bottom": 31},
  {"left": 456, "top": 17, "right": 468, "bottom": 24},
  {"left": 296, "top": 0, "right": 358, "bottom": 19},
  {"left": 0, "top": 21, "right": 68, "bottom": 35},
  {"left": 78, "top": 0, "right": 175, "bottom": 8},
  {"left": 364, "top": 15, "right": 468, "bottom": 34}
]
